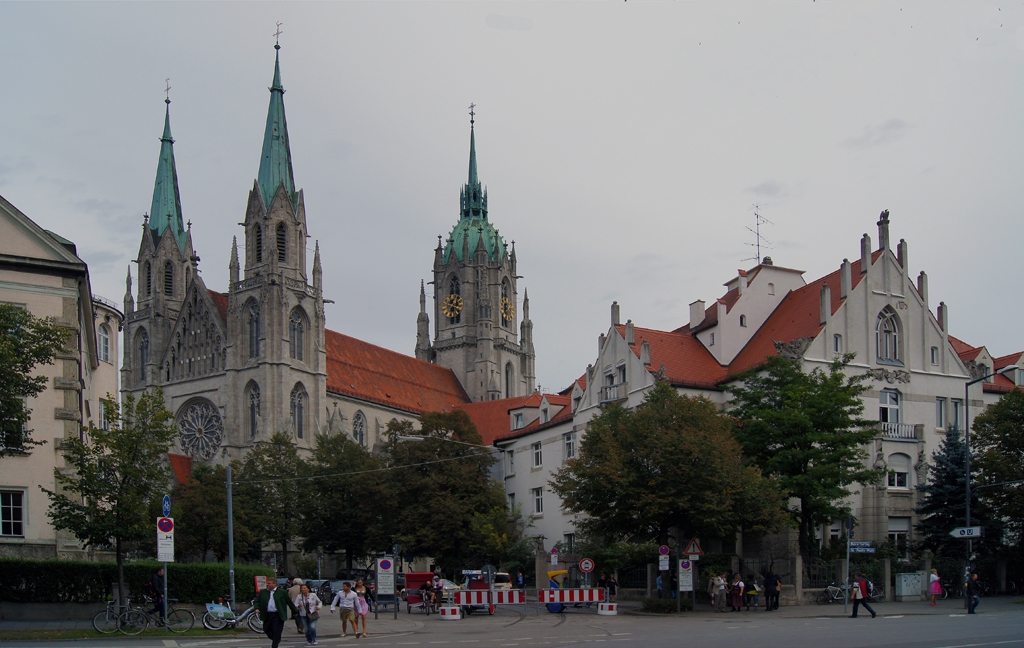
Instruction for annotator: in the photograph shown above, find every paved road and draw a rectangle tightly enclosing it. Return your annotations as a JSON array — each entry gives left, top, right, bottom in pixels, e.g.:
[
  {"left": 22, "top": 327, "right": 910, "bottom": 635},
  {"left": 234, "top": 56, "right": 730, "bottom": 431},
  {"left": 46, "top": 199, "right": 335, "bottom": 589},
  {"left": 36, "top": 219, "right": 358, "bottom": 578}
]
[{"left": 3, "top": 599, "right": 1023, "bottom": 648}]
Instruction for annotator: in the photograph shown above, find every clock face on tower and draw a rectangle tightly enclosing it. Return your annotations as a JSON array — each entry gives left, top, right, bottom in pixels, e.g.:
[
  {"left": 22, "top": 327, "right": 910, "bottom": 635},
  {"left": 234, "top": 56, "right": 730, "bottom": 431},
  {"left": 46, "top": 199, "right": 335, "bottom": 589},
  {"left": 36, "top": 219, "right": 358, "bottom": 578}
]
[
  {"left": 441, "top": 294, "right": 464, "bottom": 318},
  {"left": 500, "top": 296, "right": 515, "bottom": 322}
]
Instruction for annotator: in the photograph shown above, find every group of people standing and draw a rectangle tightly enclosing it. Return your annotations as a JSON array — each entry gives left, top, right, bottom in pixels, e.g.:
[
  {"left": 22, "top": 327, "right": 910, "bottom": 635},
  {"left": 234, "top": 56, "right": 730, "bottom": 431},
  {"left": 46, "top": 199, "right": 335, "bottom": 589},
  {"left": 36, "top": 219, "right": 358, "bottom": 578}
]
[
  {"left": 708, "top": 571, "right": 781, "bottom": 612},
  {"left": 256, "top": 576, "right": 374, "bottom": 648}
]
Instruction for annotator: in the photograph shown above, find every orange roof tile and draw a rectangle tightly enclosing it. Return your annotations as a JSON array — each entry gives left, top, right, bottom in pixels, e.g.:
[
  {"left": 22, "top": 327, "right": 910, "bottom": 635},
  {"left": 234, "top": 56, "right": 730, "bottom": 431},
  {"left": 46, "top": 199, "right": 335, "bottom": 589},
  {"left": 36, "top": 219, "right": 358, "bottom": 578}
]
[
  {"left": 207, "top": 290, "right": 229, "bottom": 324},
  {"left": 993, "top": 352, "right": 1022, "bottom": 369},
  {"left": 458, "top": 396, "right": 534, "bottom": 445},
  {"left": 325, "top": 329, "right": 471, "bottom": 415},
  {"left": 947, "top": 335, "right": 980, "bottom": 359},
  {"left": 614, "top": 324, "right": 727, "bottom": 389},
  {"left": 168, "top": 453, "right": 193, "bottom": 484},
  {"left": 494, "top": 397, "right": 574, "bottom": 443}
]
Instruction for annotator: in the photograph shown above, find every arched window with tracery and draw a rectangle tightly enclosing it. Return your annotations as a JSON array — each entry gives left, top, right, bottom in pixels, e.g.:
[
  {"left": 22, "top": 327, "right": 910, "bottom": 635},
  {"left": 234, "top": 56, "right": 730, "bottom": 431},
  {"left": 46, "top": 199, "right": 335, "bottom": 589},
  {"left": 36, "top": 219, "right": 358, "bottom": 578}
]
[
  {"left": 277, "top": 223, "right": 287, "bottom": 262},
  {"left": 246, "top": 381, "right": 261, "bottom": 438},
  {"left": 136, "top": 329, "right": 149, "bottom": 384},
  {"left": 876, "top": 307, "right": 902, "bottom": 364},
  {"left": 164, "top": 261, "right": 174, "bottom": 296},
  {"left": 247, "top": 301, "right": 260, "bottom": 358},
  {"left": 291, "top": 384, "right": 307, "bottom": 439},
  {"left": 352, "top": 411, "right": 366, "bottom": 447},
  {"left": 289, "top": 310, "right": 306, "bottom": 361},
  {"left": 254, "top": 224, "right": 263, "bottom": 263}
]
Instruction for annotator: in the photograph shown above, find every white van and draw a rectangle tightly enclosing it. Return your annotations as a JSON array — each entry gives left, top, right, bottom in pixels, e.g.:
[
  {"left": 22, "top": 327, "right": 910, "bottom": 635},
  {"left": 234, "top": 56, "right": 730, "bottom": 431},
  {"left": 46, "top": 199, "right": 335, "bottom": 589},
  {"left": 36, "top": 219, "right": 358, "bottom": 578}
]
[{"left": 494, "top": 573, "right": 512, "bottom": 590}]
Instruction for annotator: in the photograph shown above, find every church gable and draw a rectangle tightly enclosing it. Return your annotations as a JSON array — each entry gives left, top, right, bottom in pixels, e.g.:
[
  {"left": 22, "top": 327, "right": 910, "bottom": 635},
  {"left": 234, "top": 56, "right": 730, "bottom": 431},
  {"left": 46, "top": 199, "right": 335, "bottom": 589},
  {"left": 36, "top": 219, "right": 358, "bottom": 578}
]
[{"left": 159, "top": 276, "right": 227, "bottom": 381}]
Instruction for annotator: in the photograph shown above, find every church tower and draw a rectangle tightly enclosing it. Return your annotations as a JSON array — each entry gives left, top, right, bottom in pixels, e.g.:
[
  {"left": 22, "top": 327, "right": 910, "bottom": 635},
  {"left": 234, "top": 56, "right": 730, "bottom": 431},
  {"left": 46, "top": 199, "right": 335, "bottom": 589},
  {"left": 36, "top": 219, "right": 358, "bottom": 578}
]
[{"left": 417, "top": 110, "right": 536, "bottom": 401}]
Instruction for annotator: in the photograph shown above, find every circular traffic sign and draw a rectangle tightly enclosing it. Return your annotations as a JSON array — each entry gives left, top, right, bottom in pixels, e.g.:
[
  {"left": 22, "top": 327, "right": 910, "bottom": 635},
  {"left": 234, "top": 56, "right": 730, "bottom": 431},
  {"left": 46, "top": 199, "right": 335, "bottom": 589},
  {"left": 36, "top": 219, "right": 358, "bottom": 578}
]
[
  {"left": 157, "top": 517, "right": 174, "bottom": 533},
  {"left": 579, "top": 558, "right": 595, "bottom": 573},
  {"left": 379, "top": 559, "right": 392, "bottom": 571},
  {"left": 659, "top": 545, "right": 670, "bottom": 556},
  {"left": 680, "top": 560, "right": 691, "bottom": 570}
]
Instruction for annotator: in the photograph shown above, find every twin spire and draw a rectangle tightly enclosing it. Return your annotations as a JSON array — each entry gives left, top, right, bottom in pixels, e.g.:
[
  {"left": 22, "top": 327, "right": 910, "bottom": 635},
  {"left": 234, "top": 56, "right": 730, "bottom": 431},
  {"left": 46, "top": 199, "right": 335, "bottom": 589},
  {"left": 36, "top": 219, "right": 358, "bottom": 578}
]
[{"left": 148, "top": 98, "right": 187, "bottom": 251}]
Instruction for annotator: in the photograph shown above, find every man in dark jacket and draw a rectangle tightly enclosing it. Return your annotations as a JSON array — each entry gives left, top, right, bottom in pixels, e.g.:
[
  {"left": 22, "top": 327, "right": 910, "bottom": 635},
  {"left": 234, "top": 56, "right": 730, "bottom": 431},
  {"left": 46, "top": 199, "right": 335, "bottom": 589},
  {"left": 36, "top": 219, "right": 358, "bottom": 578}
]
[
  {"left": 257, "top": 579, "right": 299, "bottom": 648},
  {"left": 147, "top": 568, "right": 166, "bottom": 622},
  {"left": 967, "top": 573, "right": 981, "bottom": 614}
]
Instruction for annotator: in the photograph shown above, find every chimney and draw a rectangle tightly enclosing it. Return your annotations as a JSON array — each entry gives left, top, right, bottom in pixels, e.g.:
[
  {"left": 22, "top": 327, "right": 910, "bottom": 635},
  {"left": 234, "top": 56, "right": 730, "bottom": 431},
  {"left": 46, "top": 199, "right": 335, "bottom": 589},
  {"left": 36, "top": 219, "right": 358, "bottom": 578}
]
[
  {"left": 820, "top": 284, "right": 831, "bottom": 326},
  {"left": 598, "top": 333, "right": 606, "bottom": 354},
  {"left": 611, "top": 301, "right": 620, "bottom": 326},
  {"left": 877, "top": 209, "right": 890, "bottom": 250},
  {"left": 625, "top": 319, "right": 635, "bottom": 345},
  {"left": 897, "top": 238, "right": 907, "bottom": 269},
  {"left": 640, "top": 340, "right": 651, "bottom": 365},
  {"left": 937, "top": 302, "right": 948, "bottom": 333},
  {"left": 841, "top": 259, "right": 852, "bottom": 299},
  {"left": 689, "top": 300, "right": 705, "bottom": 330},
  {"left": 860, "top": 233, "right": 872, "bottom": 275},
  {"left": 917, "top": 271, "right": 929, "bottom": 309},
  {"left": 737, "top": 272, "right": 745, "bottom": 296}
]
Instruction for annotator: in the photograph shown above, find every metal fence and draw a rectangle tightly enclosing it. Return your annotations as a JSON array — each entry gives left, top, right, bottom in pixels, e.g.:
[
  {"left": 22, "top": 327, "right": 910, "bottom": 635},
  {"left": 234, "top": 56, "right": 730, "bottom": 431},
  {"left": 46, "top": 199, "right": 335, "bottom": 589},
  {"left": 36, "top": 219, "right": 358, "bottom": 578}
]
[
  {"left": 804, "top": 560, "right": 839, "bottom": 588},
  {"left": 738, "top": 558, "right": 795, "bottom": 585},
  {"left": 617, "top": 565, "right": 649, "bottom": 588}
]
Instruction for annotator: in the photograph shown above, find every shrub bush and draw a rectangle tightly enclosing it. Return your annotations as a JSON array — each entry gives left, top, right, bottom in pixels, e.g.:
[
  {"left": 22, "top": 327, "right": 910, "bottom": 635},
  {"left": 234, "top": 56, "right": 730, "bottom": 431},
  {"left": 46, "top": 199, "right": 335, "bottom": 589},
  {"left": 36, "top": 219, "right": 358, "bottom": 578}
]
[
  {"left": 0, "top": 558, "right": 273, "bottom": 604},
  {"left": 640, "top": 596, "right": 693, "bottom": 613}
]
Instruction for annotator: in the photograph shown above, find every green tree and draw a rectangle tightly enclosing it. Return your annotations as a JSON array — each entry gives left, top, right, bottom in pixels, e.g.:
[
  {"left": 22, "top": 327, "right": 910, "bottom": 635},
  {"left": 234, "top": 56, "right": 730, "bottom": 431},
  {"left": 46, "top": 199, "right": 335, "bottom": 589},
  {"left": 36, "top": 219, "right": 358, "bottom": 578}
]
[
  {"left": 173, "top": 462, "right": 255, "bottom": 562},
  {"left": 235, "top": 432, "right": 305, "bottom": 575},
  {"left": 727, "top": 354, "right": 880, "bottom": 558},
  {"left": 972, "top": 389, "right": 1024, "bottom": 552},
  {"left": 0, "top": 303, "right": 68, "bottom": 456},
  {"left": 301, "top": 432, "right": 394, "bottom": 571},
  {"left": 551, "top": 382, "right": 788, "bottom": 547},
  {"left": 383, "top": 411, "right": 506, "bottom": 576},
  {"left": 42, "top": 389, "right": 178, "bottom": 605},
  {"left": 470, "top": 503, "right": 533, "bottom": 571}
]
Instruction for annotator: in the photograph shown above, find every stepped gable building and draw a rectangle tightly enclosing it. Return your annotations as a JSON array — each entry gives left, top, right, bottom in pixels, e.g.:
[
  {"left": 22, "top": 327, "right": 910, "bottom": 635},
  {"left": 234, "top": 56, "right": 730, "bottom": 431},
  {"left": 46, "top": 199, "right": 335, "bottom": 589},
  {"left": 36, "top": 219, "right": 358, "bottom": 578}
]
[
  {"left": 415, "top": 110, "right": 536, "bottom": 402},
  {"left": 121, "top": 46, "right": 470, "bottom": 464},
  {"left": 486, "top": 212, "right": 1022, "bottom": 555}
]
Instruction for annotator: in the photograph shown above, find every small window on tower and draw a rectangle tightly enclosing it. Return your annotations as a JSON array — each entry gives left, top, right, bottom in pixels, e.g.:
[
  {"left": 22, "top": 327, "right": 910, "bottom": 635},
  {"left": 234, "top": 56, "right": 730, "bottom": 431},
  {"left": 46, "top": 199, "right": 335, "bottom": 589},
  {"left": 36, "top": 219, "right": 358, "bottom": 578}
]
[
  {"left": 164, "top": 262, "right": 173, "bottom": 296},
  {"left": 277, "top": 223, "right": 286, "bottom": 263},
  {"left": 254, "top": 225, "right": 263, "bottom": 263},
  {"left": 144, "top": 262, "right": 152, "bottom": 296}
]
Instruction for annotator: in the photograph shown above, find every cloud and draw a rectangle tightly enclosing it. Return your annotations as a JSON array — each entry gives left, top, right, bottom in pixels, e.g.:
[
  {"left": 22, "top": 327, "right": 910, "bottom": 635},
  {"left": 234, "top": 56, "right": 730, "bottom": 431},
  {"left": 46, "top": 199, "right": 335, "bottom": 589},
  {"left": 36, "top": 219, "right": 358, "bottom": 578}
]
[
  {"left": 485, "top": 14, "right": 534, "bottom": 32},
  {"left": 842, "top": 118, "right": 909, "bottom": 148},
  {"left": 0, "top": 156, "right": 34, "bottom": 188},
  {"left": 746, "top": 180, "right": 784, "bottom": 197}
]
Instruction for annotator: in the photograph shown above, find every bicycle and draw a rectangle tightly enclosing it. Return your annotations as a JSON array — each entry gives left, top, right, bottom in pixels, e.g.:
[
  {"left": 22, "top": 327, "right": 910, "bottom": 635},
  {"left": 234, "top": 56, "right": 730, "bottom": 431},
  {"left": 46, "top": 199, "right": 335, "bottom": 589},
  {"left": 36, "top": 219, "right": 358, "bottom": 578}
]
[
  {"left": 92, "top": 599, "right": 122, "bottom": 634},
  {"left": 815, "top": 581, "right": 851, "bottom": 605},
  {"left": 202, "top": 595, "right": 263, "bottom": 633},
  {"left": 117, "top": 596, "right": 196, "bottom": 634}
]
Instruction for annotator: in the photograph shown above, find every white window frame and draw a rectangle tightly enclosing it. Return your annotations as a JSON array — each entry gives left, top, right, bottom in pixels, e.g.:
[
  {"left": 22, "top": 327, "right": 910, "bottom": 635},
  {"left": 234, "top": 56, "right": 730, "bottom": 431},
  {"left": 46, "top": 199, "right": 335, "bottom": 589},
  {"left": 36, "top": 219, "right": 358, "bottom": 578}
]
[
  {"left": 879, "top": 389, "right": 901, "bottom": 424},
  {"left": 98, "top": 324, "right": 110, "bottom": 363},
  {"left": 936, "top": 397, "right": 947, "bottom": 429},
  {"left": 930, "top": 346, "right": 939, "bottom": 365},
  {"left": 506, "top": 449, "right": 515, "bottom": 475},
  {"left": 513, "top": 413, "right": 524, "bottom": 430},
  {"left": 0, "top": 490, "right": 25, "bottom": 537},
  {"left": 834, "top": 334, "right": 843, "bottom": 353},
  {"left": 532, "top": 442, "right": 542, "bottom": 468},
  {"left": 532, "top": 487, "right": 544, "bottom": 515},
  {"left": 564, "top": 432, "right": 576, "bottom": 460},
  {"left": 887, "top": 453, "right": 911, "bottom": 489},
  {"left": 507, "top": 493, "right": 515, "bottom": 511},
  {"left": 952, "top": 399, "right": 964, "bottom": 431}
]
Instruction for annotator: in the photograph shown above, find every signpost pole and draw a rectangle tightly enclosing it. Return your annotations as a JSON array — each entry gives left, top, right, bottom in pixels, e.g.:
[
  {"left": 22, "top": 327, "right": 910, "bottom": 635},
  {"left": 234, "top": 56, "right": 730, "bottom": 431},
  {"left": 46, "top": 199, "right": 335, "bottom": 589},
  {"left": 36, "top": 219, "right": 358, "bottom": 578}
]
[
  {"left": 226, "top": 466, "right": 236, "bottom": 610},
  {"left": 676, "top": 542, "right": 680, "bottom": 614},
  {"left": 844, "top": 521, "right": 851, "bottom": 615}
]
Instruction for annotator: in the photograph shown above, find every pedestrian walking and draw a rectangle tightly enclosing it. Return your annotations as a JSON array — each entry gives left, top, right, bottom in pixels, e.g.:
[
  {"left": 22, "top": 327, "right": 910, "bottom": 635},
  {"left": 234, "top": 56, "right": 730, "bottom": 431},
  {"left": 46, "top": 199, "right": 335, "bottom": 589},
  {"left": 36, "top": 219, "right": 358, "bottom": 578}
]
[
  {"left": 294, "top": 583, "right": 322, "bottom": 646},
  {"left": 849, "top": 573, "right": 876, "bottom": 619},
  {"left": 144, "top": 567, "right": 166, "bottom": 623},
  {"left": 928, "top": 569, "right": 941, "bottom": 606},
  {"left": 354, "top": 578, "right": 374, "bottom": 638},
  {"left": 763, "top": 572, "right": 781, "bottom": 611},
  {"left": 967, "top": 574, "right": 981, "bottom": 614},
  {"left": 714, "top": 573, "right": 728, "bottom": 613},
  {"left": 516, "top": 572, "right": 525, "bottom": 589},
  {"left": 607, "top": 574, "right": 617, "bottom": 602},
  {"left": 288, "top": 578, "right": 304, "bottom": 635},
  {"left": 257, "top": 578, "right": 299, "bottom": 648},
  {"left": 656, "top": 574, "right": 664, "bottom": 598},
  {"left": 728, "top": 574, "right": 745, "bottom": 611},
  {"left": 744, "top": 575, "right": 760, "bottom": 610},
  {"left": 330, "top": 581, "right": 359, "bottom": 636}
]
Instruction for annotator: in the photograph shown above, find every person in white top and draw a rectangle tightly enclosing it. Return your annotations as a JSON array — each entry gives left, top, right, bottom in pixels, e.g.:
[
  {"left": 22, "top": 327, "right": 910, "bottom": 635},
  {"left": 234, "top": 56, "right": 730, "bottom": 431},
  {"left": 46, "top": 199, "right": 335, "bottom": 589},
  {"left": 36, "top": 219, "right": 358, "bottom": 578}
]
[
  {"left": 928, "top": 568, "right": 941, "bottom": 606},
  {"left": 330, "top": 581, "right": 359, "bottom": 637},
  {"left": 295, "top": 583, "right": 322, "bottom": 646}
]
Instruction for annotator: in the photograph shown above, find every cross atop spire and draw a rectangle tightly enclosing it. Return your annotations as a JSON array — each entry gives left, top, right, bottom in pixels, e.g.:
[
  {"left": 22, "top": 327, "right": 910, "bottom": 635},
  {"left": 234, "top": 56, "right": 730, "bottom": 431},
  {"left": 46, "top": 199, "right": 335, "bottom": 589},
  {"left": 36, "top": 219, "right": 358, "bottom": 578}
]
[
  {"left": 466, "top": 103, "right": 480, "bottom": 190},
  {"left": 274, "top": 21, "right": 283, "bottom": 47},
  {"left": 164, "top": 78, "right": 171, "bottom": 102}
]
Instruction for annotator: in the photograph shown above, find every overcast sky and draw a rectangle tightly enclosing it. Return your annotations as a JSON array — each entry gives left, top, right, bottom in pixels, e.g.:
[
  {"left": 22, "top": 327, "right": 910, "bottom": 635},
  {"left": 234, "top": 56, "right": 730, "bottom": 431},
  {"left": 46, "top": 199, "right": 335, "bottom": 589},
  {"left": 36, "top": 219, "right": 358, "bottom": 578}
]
[{"left": 2, "top": 2, "right": 1022, "bottom": 391}]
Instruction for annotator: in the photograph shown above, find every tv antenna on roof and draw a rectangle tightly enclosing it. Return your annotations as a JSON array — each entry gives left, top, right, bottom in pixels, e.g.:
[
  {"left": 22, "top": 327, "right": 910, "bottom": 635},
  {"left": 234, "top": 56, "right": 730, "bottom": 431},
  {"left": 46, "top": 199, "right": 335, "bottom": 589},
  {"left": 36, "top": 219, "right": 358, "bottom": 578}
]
[{"left": 742, "top": 205, "right": 774, "bottom": 264}]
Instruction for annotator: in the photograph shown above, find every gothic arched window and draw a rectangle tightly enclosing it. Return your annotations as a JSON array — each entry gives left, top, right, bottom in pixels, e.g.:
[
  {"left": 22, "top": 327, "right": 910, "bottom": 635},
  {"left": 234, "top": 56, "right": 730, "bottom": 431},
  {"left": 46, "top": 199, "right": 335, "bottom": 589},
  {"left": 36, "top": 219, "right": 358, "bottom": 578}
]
[
  {"left": 876, "top": 307, "right": 901, "bottom": 364},
  {"left": 137, "top": 329, "right": 149, "bottom": 384},
  {"left": 276, "top": 223, "right": 287, "bottom": 263},
  {"left": 144, "top": 261, "right": 152, "bottom": 296},
  {"left": 247, "top": 301, "right": 260, "bottom": 358},
  {"left": 352, "top": 411, "right": 366, "bottom": 447},
  {"left": 246, "top": 381, "right": 261, "bottom": 438},
  {"left": 290, "top": 384, "right": 307, "bottom": 439},
  {"left": 289, "top": 310, "right": 306, "bottom": 361},
  {"left": 505, "top": 362, "right": 514, "bottom": 399},
  {"left": 254, "top": 224, "right": 263, "bottom": 263},
  {"left": 164, "top": 261, "right": 174, "bottom": 296}
]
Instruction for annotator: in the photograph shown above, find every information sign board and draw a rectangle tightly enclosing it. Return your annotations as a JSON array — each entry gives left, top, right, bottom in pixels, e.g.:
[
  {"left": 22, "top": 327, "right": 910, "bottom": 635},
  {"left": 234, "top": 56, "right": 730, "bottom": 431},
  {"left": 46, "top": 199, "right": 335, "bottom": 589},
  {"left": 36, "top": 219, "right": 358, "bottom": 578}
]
[
  {"left": 376, "top": 557, "right": 395, "bottom": 595},
  {"left": 678, "top": 559, "right": 693, "bottom": 592},
  {"left": 156, "top": 517, "right": 174, "bottom": 562}
]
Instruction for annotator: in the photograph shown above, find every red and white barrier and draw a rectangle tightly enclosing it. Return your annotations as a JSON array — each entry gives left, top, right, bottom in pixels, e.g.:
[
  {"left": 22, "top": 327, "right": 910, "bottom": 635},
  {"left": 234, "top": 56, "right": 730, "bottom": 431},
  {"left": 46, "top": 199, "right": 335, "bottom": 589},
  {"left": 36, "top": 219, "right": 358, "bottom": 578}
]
[
  {"left": 453, "top": 590, "right": 491, "bottom": 606},
  {"left": 597, "top": 603, "right": 617, "bottom": 616},
  {"left": 494, "top": 590, "right": 526, "bottom": 605},
  {"left": 538, "top": 589, "right": 605, "bottom": 604},
  {"left": 439, "top": 606, "right": 461, "bottom": 619}
]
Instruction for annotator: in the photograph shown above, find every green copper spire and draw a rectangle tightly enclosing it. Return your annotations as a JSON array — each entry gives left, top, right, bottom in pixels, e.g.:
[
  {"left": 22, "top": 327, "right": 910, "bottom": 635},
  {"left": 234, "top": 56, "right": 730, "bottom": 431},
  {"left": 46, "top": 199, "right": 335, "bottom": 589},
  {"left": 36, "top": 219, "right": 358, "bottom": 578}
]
[
  {"left": 149, "top": 99, "right": 187, "bottom": 251},
  {"left": 468, "top": 109, "right": 478, "bottom": 187},
  {"left": 445, "top": 109, "right": 504, "bottom": 264},
  {"left": 257, "top": 44, "right": 297, "bottom": 210}
]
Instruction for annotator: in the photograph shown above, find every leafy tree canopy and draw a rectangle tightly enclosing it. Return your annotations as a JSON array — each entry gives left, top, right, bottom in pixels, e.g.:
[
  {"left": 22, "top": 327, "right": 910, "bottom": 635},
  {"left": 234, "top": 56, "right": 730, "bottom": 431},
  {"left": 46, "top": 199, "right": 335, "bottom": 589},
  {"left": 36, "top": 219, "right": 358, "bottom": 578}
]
[
  {"left": 727, "top": 354, "right": 880, "bottom": 558},
  {"left": 0, "top": 303, "right": 68, "bottom": 456},
  {"left": 42, "top": 389, "right": 178, "bottom": 604},
  {"left": 172, "top": 462, "right": 256, "bottom": 562},
  {"left": 972, "top": 389, "right": 1024, "bottom": 553},
  {"left": 551, "top": 382, "right": 789, "bottom": 547}
]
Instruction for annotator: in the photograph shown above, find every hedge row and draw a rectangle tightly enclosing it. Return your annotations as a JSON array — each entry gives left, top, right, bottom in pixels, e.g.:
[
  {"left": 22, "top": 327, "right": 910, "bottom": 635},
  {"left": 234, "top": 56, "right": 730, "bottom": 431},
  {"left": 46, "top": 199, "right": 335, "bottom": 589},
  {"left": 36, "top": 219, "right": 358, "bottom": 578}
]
[{"left": 0, "top": 558, "right": 274, "bottom": 604}]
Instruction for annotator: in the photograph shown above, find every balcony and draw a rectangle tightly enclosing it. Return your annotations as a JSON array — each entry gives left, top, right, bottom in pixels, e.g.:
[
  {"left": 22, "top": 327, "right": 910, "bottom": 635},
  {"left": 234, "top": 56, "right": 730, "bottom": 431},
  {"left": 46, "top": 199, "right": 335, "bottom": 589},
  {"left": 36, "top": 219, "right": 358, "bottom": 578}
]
[
  {"left": 599, "top": 383, "right": 627, "bottom": 404},
  {"left": 880, "top": 422, "right": 921, "bottom": 441}
]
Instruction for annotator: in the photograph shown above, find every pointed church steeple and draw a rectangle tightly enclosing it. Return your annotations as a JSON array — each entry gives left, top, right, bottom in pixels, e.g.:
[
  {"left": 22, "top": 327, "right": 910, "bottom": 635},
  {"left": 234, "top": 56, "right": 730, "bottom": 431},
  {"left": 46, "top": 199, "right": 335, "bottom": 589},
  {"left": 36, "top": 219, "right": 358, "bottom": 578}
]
[
  {"left": 149, "top": 99, "right": 187, "bottom": 251},
  {"left": 460, "top": 105, "right": 487, "bottom": 222},
  {"left": 258, "top": 44, "right": 297, "bottom": 210}
]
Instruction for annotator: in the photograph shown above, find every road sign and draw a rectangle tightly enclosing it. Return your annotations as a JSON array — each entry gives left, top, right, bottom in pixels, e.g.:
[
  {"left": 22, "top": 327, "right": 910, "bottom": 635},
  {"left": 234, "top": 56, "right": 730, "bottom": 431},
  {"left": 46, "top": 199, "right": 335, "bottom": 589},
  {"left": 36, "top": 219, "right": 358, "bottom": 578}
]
[
  {"left": 659, "top": 545, "right": 671, "bottom": 556},
  {"left": 849, "top": 541, "right": 871, "bottom": 547},
  {"left": 579, "top": 558, "right": 595, "bottom": 573},
  {"left": 949, "top": 526, "right": 983, "bottom": 538},
  {"left": 551, "top": 546, "right": 559, "bottom": 554},
  {"left": 156, "top": 517, "right": 174, "bottom": 562},
  {"left": 162, "top": 494, "right": 171, "bottom": 517},
  {"left": 678, "top": 559, "right": 693, "bottom": 592},
  {"left": 376, "top": 557, "right": 395, "bottom": 595},
  {"left": 683, "top": 538, "right": 704, "bottom": 556},
  {"left": 482, "top": 565, "right": 497, "bottom": 583},
  {"left": 658, "top": 555, "right": 670, "bottom": 571},
  {"left": 688, "top": 554, "right": 700, "bottom": 561},
  {"left": 850, "top": 547, "right": 876, "bottom": 554}
]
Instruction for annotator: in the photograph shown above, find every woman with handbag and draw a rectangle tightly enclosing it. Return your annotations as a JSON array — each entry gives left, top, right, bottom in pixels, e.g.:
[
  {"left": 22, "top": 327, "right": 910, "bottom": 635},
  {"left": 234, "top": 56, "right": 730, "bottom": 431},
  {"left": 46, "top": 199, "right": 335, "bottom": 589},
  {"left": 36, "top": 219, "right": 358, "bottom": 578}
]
[
  {"left": 354, "top": 578, "right": 374, "bottom": 638},
  {"left": 294, "top": 583, "right": 323, "bottom": 646}
]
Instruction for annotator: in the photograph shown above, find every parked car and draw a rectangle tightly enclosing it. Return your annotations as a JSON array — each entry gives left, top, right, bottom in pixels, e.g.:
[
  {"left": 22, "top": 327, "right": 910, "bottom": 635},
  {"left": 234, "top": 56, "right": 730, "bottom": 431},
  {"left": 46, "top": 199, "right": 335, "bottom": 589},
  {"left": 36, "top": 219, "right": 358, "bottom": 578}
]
[{"left": 494, "top": 573, "right": 512, "bottom": 590}]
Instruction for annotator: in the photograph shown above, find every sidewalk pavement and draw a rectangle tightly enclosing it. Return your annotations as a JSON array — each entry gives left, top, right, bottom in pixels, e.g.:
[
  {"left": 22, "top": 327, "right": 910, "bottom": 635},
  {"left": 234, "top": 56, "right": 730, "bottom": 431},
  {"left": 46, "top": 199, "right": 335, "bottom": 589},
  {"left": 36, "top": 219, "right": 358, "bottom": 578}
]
[{"left": 644, "top": 595, "right": 1023, "bottom": 619}]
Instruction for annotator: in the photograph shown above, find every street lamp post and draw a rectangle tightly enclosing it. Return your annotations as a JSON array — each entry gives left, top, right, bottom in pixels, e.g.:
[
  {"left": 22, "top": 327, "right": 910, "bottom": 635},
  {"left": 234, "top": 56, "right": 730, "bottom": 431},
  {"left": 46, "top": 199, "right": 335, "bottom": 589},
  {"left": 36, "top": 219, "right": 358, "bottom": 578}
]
[{"left": 962, "top": 364, "right": 1018, "bottom": 601}]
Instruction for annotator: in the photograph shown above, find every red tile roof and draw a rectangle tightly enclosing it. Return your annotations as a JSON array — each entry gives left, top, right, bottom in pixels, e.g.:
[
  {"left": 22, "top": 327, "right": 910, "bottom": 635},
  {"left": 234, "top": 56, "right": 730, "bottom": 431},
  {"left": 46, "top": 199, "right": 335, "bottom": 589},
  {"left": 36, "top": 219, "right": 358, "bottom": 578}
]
[
  {"left": 207, "top": 289, "right": 229, "bottom": 324},
  {"left": 167, "top": 453, "right": 193, "bottom": 484},
  {"left": 558, "top": 374, "right": 587, "bottom": 396},
  {"left": 614, "top": 324, "right": 727, "bottom": 389},
  {"left": 993, "top": 352, "right": 1022, "bottom": 369},
  {"left": 494, "top": 396, "right": 574, "bottom": 443},
  {"left": 727, "top": 253, "right": 878, "bottom": 377},
  {"left": 947, "top": 335, "right": 983, "bottom": 362},
  {"left": 325, "top": 329, "right": 471, "bottom": 415},
  {"left": 459, "top": 396, "right": 534, "bottom": 445}
]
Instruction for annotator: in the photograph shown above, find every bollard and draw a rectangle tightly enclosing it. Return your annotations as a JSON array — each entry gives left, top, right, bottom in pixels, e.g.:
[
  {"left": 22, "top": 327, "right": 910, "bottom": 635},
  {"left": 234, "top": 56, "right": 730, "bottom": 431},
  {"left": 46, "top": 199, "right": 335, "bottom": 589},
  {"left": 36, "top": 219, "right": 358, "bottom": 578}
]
[
  {"left": 439, "top": 606, "right": 461, "bottom": 620},
  {"left": 598, "top": 603, "right": 617, "bottom": 615}
]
